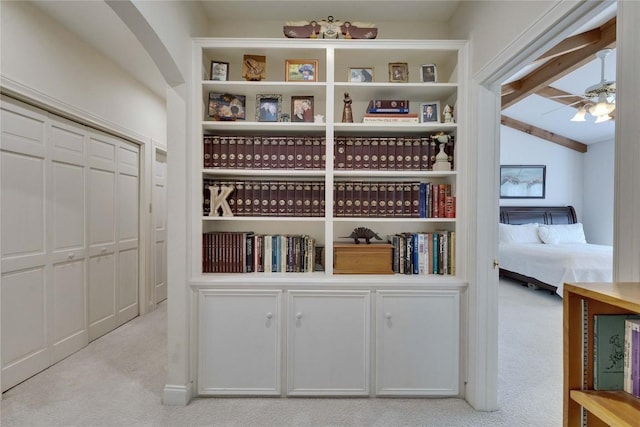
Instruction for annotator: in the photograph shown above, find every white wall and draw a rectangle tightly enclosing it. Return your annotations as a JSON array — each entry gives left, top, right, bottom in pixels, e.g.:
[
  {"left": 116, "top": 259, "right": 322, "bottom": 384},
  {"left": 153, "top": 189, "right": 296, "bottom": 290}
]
[
  {"left": 583, "top": 139, "right": 615, "bottom": 245},
  {"left": 0, "top": 1, "right": 166, "bottom": 145},
  {"left": 500, "top": 126, "right": 583, "bottom": 212}
]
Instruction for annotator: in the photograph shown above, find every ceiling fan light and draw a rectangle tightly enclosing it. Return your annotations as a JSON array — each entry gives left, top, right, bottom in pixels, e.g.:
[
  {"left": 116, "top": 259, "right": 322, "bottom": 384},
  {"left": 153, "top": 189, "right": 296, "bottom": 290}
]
[
  {"left": 594, "top": 114, "right": 612, "bottom": 124},
  {"left": 570, "top": 109, "right": 587, "bottom": 122},
  {"left": 589, "top": 101, "right": 615, "bottom": 117}
]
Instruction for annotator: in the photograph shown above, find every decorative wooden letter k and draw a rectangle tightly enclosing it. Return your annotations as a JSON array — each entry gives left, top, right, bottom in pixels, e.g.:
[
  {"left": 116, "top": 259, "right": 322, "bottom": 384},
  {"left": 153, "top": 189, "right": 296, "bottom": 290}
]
[{"left": 209, "top": 185, "right": 235, "bottom": 217}]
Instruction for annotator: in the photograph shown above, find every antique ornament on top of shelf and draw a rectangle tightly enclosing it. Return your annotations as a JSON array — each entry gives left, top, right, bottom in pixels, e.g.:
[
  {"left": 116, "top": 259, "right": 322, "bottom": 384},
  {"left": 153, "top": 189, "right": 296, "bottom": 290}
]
[
  {"left": 283, "top": 16, "right": 377, "bottom": 39},
  {"left": 432, "top": 132, "right": 452, "bottom": 171},
  {"left": 443, "top": 104, "right": 455, "bottom": 123}
]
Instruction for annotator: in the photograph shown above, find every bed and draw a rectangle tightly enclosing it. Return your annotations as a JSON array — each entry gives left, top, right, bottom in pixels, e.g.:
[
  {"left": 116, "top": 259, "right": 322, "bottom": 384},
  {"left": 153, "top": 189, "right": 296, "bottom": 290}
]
[{"left": 498, "top": 206, "right": 613, "bottom": 296}]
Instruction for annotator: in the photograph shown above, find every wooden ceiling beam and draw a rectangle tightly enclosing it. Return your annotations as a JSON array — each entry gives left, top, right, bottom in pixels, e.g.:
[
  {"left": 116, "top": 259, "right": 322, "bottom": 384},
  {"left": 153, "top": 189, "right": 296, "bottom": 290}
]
[
  {"left": 501, "top": 115, "right": 587, "bottom": 153},
  {"left": 501, "top": 81, "right": 521, "bottom": 97},
  {"left": 537, "top": 86, "right": 589, "bottom": 108},
  {"left": 535, "top": 28, "right": 601, "bottom": 62},
  {"left": 502, "top": 17, "right": 616, "bottom": 110}
]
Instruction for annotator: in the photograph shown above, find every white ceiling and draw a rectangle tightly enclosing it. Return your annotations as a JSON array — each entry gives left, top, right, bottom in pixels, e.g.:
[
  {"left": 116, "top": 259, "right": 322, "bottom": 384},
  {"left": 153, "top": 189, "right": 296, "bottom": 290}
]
[{"left": 28, "top": 0, "right": 615, "bottom": 146}]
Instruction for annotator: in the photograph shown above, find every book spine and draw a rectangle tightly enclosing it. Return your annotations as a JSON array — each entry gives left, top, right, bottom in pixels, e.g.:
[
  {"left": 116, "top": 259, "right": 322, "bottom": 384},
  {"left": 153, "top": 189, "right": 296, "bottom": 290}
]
[
  {"left": 278, "top": 181, "right": 287, "bottom": 216},
  {"left": 320, "top": 138, "right": 326, "bottom": 169},
  {"left": 367, "top": 99, "right": 410, "bottom": 109},
  {"left": 260, "top": 182, "right": 270, "bottom": 216},
  {"left": 286, "top": 137, "right": 295, "bottom": 169},
  {"left": 361, "top": 182, "right": 370, "bottom": 217},
  {"left": 203, "top": 136, "right": 212, "bottom": 168},
  {"left": 362, "top": 116, "right": 418, "bottom": 123},
  {"left": 345, "top": 137, "right": 354, "bottom": 170},
  {"left": 634, "top": 326, "right": 640, "bottom": 396},
  {"left": 211, "top": 135, "right": 221, "bottom": 168},
  {"left": 353, "top": 181, "right": 362, "bottom": 217},
  {"left": 303, "top": 182, "right": 312, "bottom": 217},
  {"left": 369, "top": 182, "right": 378, "bottom": 217},
  {"left": 394, "top": 182, "right": 404, "bottom": 217},
  {"left": 345, "top": 182, "right": 354, "bottom": 217},
  {"left": 387, "top": 138, "right": 396, "bottom": 171},
  {"left": 366, "top": 107, "right": 410, "bottom": 114},
  {"left": 304, "top": 138, "right": 313, "bottom": 169},
  {"left": 395, "top": 137, "right": 405, "bottom": 170},
  {"left": 370, "top": 138, "right": 379, "bottom": 169},
  {"left": 270, "top": 138, "right": 279, "bottom": 169},
  {"left": 335, "top": 136, "right": 345, "bottom": 169},
  {"left": 295, "top": 137, "right": 305, "bottom": 169},
  {"left": 312, "top": 137, "right": 322, "bottom": 169},
  {"left": 379, "top": 138, "right": 388, "bottom": 170},
  {"left": 261, "top": 136, "right": 270, "bottom": 169},
  {"left": 354, "top": 138, "right": 363, "bottom": 169}
]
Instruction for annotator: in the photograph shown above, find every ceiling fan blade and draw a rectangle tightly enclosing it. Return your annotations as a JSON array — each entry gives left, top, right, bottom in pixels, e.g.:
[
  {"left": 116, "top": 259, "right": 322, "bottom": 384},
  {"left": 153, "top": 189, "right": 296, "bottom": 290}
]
[{"left": 541, "top": 100, "right": 583, "bottom": 116}]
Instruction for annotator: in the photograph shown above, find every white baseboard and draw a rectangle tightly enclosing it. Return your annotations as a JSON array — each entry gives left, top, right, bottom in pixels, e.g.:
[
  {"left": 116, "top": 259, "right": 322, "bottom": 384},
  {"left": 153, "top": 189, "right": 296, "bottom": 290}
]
[{"left": 163, "top": 383, "right": 193, "bottom": 406}]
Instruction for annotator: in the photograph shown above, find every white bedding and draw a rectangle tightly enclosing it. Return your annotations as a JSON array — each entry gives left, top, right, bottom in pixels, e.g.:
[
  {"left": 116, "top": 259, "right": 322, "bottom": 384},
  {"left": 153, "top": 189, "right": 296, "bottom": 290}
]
[{"left": 499, "top": 243, "right": 613, "bottom": 296}]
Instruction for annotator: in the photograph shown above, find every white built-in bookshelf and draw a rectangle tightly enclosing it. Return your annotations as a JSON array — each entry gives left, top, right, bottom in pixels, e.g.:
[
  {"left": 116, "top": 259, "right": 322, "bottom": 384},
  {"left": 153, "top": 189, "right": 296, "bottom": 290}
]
[{"left": 190, "top": 38, "right": 468, "bottom": 397}]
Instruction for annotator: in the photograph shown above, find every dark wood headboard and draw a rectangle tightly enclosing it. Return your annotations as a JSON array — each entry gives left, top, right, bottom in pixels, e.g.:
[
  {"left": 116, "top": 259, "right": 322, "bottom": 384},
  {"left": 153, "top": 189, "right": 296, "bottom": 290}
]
[{"left": 499, "top": 206, "right": 577, "bottom": 225}]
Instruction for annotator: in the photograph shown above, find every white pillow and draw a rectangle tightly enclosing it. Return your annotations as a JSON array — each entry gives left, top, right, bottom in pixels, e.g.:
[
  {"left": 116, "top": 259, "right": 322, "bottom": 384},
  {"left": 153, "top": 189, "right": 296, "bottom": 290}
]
[
  {"left": 499, "top": 223, "right": 542, "bottom": 244},
  {"left": 538, "top": 223, "right": 587, "bottom": 244}
]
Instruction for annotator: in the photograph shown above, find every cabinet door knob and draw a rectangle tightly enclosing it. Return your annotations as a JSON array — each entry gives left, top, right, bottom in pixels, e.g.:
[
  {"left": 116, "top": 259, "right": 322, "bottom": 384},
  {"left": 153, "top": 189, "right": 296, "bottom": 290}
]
[
  {"left": 101, "top": 247, "right": 107, "bottom": 253},
  {"left": 266, "top": 312, "right": 273, "bottom": 319},
  {"left": 68, "top": 253, "right": 75, "bottom": 259},
  {"left": 295, "top": 312, "right": 303, "bottom": 319},
  {"left": 385, "top": 312, "right": 392, "bottom": 319}
]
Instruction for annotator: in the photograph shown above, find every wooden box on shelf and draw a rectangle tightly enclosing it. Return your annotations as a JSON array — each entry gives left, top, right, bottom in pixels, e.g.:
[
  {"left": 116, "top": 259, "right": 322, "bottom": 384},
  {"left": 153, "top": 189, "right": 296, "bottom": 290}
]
[{"left": 333, "top": 243, "right": 393, "bottom": 274}]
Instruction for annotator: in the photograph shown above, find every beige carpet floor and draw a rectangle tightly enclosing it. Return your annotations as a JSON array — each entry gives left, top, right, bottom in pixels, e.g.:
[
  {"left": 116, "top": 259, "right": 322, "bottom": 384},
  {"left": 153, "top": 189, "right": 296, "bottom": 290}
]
[{"left": 1, "top": 279, "right": 562, "bottom": 426}]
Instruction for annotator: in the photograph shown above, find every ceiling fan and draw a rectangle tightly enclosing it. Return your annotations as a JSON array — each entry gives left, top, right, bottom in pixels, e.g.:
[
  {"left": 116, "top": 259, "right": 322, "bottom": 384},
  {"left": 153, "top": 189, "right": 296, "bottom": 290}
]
[{"left": 547, "top": 48, "right": 616, "bottom": 123}]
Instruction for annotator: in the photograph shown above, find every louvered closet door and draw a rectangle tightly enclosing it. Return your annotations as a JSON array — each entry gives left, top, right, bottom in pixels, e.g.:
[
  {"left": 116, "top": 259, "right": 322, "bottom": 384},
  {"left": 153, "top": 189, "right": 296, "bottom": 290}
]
[
  {"left": 116, "top": 141, "right": 139, "bottom": 327},
  {"left": 0, "top": 100, "right": 49, "bottom": 391},
  {"left": 153, "top": 150, "right": 167, "bottom": 304},
  {"left": 48, "top": 117, "right": 88, "bottom": 363},
  {"left": 87, "top": 133, "right": 118, "bottom": 341}
]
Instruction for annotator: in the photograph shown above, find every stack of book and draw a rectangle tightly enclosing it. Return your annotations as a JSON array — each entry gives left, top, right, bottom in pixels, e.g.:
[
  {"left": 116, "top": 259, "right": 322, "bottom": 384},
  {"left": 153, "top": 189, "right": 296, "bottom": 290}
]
[
  {"left": 363, "top": 99, "right": 418, "bottom": 123},
  {"left": 388, "top": 231, "right": 455, "bottom": 275},
  {"left": 202, "top": 232, "right": 316, "bottom": 273},
  {"left": 593, "top": 314, "right": 640, "bottom": 395}
]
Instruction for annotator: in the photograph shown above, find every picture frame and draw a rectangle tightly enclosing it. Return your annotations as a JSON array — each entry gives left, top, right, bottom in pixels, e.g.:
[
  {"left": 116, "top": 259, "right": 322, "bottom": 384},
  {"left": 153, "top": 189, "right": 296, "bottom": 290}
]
[
  {"left": 420, "top": 101, "right": 440, "bottom": 123},
  {"left": 208, "top": 92, "right": 246, "bottom": 121},
  {"left": 420, "top": 63, "right": 437, "bottom": 83},
  {"left": 500, "top": 165, "right": 546, "bottom": 199},
  {"left": 256, "top": 94, "right": 282, "bottom": 122},
  {"left": 210, "top": 61, "right": 229, "bottom": 81},
  {"left": 388, "top": 62, "right": 409, "bottom": 83},
  {"left": 242, "top": 54, "right": 266, "bottom": 81},
  {"left": 285, "top": 59, "right": 319, "bottom": 82},
  {"left": 348, "top": 67, "right": 374, "bottom": 82},
  {"left": 291, "top": 96, "right": 314, "bottom": 122}
]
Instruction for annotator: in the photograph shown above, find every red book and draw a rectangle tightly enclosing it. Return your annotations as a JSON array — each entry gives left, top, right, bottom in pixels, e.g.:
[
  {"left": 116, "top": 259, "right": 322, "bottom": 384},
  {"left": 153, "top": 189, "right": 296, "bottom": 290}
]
[
  {"left": 243, "top": 136, "right": 253, "bottom": 169},
  {"left": 203, "top": 135, "right": 212, "bottom": 168},
  {"left": 303, "top": 182, "right": 312, "bottom": 216},
  {"left": 345, "top": 182, "right": 354, "bottom": 217},
  {"left": 219, "top": 136, "right": 229, "bottom": 168},
  {"left": 387, "top": 138, "right": 396, "bottom": 170},
  {"left": 411, "top": 137, "right": 421, "bottom": 170},
  {"left": 395, "top": 137, "right": 405, "bottom": 170},
  {"left": 335, "top": 182, "right": 346, "bottom": 217},
  {"left": 354, "top": 138, "right": 363, "bottom": 169},
  {"left": 369, "top": 182, "right": 379, "bottom": 217},
  {"left": 370, "top": 137, "right": 379, "bottom": 169},
  {"left": 227, "top": 136, "right": 237, "bottom": 169},
  {"left": 394, "top": 182, "right": 404, "bottom": 217},
  {"left": 295, "top": 137, "right": 305, "bottom": 169},
  {"left": 278, "top": 137, "right": 287, "bottom": 169},
  {"left": 403, "top": 182, "right": 412, "bottom": 217},
  {"left": 211, "top": 135, "right": 221, "bottom": 168},
  {"left": 319, "top": 182, "right": 325, "bottom": 216},
  {"left": 345, "top": 137, "right": 354, "bottom": 169},
  {"left": 379, "top": 137, "right": 388, "bottom": 170},
  {"left": 353, "top": 181, "right": 362, "bottom": 217},
  {"left": 304, "top": 138, "right": 313, "bottom": 169},
  {"left": 286, "top": 137, "right": 295, "bottom": 169},
  {"left": 253, "top": 136, "right": 263, "bottom": 169},
  {"left": 270, "top": 137, "right": 279, "bottom": 169},
  {"left": 260, "top": 182, "right": 270, "bottom": 216},
  {"left": 411, "top": 182, "right": 421, "bottom": 217},
  {"left": 312, "top": 182, "right": 321, "bottom": 217},
  {"left": 361, "top": 138, "right": 371, "bottom": 169},
  {"left": 235, "top": 180, "right": 245, "bottom": 216},
  {"left": 361, "top": 182, "right": 370, "bottom": 217},
  {"left": 294, "top": 183, "right": 304, "bottom": 215},
  {"left": 312, "top": 137, "right": 322, "bottom": 169},
  {"left": 335, "top": 137, "right": 346, "bottom": 169},
  {"left": 286, "top": 182, "right": 296, "bottom": 216},
  {"left": 320, "top": 138, "right": 326, "bottom": 169},
  {"left": 278, "top": 181, "right": 287, "bottom": 216},
  {"left": 445, "top": 195, "right": 456, "bottom": 218},
  {"left": 262, "top": 137, "right": 272, "bottom": 169},
  {"left": 420, "top": 137, "right": 430, "bottom": 170},
  {"left": 378, "top": 182, "right": 387, "bottom": 217},
  {"left": 236, "top": 136, "right": 245, "bottom": 169},
  {"left": 269, "top": 181, "right": 279, "bottom": 215}
]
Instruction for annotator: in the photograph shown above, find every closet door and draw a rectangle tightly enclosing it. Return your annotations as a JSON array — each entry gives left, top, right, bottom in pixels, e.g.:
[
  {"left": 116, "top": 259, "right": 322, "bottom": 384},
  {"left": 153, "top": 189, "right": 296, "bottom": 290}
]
[
  {"left": 1, "top": 99, "right": 50, "bottom": 391},
  {"left": 49, "top": 117, "right": 88, "bottom": 363},
  {"left": 87, "top": 133, "right": 118, "bottom": 341},
  {"left": 116, "top": 141, "right": 139, "bottom": 327},
  {"left": 153, "top": 150, "right": 167, "bottom": 304}
]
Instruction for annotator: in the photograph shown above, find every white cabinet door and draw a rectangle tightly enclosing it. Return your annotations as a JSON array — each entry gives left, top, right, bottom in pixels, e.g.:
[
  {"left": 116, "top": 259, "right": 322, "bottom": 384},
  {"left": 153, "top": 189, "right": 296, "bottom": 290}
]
[
  {"left": 287, "top": 290, "right": 370, "bottom": 396},
  {"left": 376, "top": 290, "right": 459, "bottom": 396},
  {"left": 88, "top": 134, "right": 117, "bottom": 341},
  {"left": 153, "top": 149, "right": 167, "bottom": 304},
  {"left": 49, "top": 117, "right": 88, "bottom": 363},
  {"left": 1, "top": 100, "right": 49, "bottom": 391},
  {"left": 198, "top": 290, "right": 281, "bottom": 395},
  {"left": 116, "top": 141, "right": 139, "bottom": 327}
]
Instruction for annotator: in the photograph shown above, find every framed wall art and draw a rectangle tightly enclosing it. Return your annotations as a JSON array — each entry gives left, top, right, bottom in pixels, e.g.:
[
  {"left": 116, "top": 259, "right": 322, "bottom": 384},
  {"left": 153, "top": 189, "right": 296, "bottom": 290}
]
[
  {"left": 500, "top": 165, "right": 546, "bottom": 199},
  {"left": 256, "top": 94, "right": 282, "bottom": 122},
  {"left": 208, "top": 92, "right": 246, "bottom": 121},
  {"left": 420, "top": 101, "right": 440, "bottom": 123},
  {"left": 285, "top": 59, "right": 318, "bottom": 82},
  {"left": 348, "top": 67, "right": 374, "bottom": 82},
  {"left": 388, "top": 62, "right": 408, "bottom": 83},
  {"left": 210, "top": 61, "right": 229, "bottom": 81},
  {"left": 420, "top": 63, "right": 437, "bottom": 83},
  {"left": 291, "top": 96, "right": 314, "bottom": 122}
]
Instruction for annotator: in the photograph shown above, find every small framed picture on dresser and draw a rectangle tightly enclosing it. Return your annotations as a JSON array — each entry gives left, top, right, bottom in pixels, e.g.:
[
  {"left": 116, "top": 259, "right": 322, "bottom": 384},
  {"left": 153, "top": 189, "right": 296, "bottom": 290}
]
[
  {"left": 210, "top": 61, "right": 229, "bottom": 81},
  {"left": 420, "top": 64, "right": 437, "bottom": 82},
  {"left": 420, "top": 101, "right": 440, "bottom": 123}
]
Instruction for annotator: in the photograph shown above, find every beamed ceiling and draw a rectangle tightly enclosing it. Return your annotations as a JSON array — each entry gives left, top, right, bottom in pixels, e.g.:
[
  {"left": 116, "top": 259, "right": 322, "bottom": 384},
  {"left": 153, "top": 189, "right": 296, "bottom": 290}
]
[{"left": 501, "top": 17, "right": 616, "bottom": 152}]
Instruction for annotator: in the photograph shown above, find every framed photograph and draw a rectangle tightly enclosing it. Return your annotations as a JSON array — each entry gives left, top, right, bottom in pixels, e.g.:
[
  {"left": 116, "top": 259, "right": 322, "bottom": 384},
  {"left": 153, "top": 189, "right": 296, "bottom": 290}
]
[
  {"left": 291, "top": 96, "right": 314, "bottom": 122},
  {"left": 500, "top": 165, "right": 546, "bottom": 199},
  {"left": 242, "top": 54, "right": 266, "bottom": 81},
  {"left": 208, "top": 92, "right": 246, "bottom": 120},
  {"left": 256, "top": 94, "right": 282, "bottom": 122},
  {"left": 348, "top": 67, "right": 374, "bottom": 82},
  {"left": 285, "top": 59, "right": 318, "bottom": 82},
  {"left": 210, "top": 61, "right": 229, "bottom": 81},
  {"left": 420, "top": 63, "right": 437, "bottom": 83},
  {"left": 388, "top": 62, "right": 409, "bottom": 83},
  {"left": 420, "top": 101, "right": 440, "bottom": 123}
]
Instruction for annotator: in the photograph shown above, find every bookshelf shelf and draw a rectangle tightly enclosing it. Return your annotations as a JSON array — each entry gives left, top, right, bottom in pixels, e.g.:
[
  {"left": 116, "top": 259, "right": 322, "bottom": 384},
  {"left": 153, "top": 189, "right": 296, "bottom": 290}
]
[
  {"left": 193, "top": 37, "right": 468, "bottom": 397},
  {"left": 564, "top": 282, "right": 640, "bottom": 426}
]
